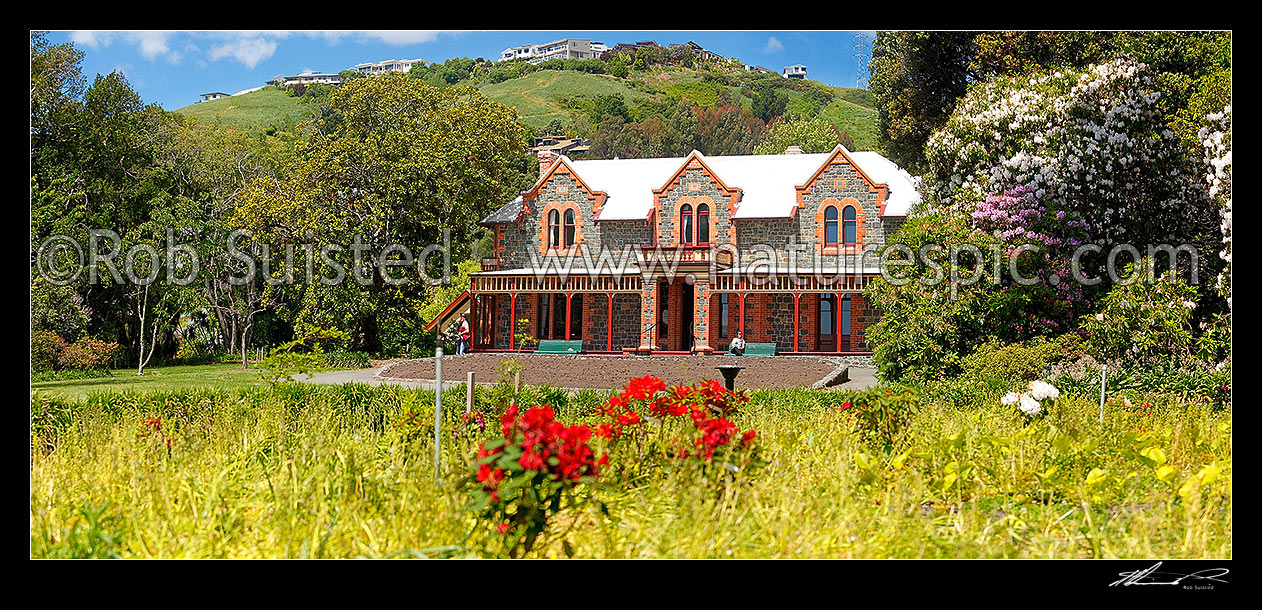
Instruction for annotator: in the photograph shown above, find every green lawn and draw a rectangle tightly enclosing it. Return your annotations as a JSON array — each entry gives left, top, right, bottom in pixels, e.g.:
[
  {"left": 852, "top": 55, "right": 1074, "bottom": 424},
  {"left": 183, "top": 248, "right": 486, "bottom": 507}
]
[
  {"left": 31, "top": 363, "right": 265, "bottom": 402},
  {"left": 174, "top": 87, "right": 313, "bottom": 133}
]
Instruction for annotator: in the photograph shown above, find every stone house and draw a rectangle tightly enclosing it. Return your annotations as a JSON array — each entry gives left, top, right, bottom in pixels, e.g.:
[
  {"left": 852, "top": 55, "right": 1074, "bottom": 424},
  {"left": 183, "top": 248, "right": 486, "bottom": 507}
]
[{"left": 442, "top": 145, "right": 919, "bottom": 355}]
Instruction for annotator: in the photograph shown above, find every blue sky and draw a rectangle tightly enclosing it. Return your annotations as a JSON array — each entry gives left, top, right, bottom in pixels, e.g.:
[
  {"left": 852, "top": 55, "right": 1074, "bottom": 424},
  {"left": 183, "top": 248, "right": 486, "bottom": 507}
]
[{"left": 46, "top": 30, "right": 875, "bottom": 110}]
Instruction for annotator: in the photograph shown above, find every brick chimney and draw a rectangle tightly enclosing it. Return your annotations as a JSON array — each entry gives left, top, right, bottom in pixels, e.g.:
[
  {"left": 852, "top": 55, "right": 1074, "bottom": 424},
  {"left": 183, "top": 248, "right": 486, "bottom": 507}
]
[
  {"left": 783, "top": 145, "right": 803, "bottom": 155},
  {"left": 537, "top": 150, "right": 557, "bottom": 175}
]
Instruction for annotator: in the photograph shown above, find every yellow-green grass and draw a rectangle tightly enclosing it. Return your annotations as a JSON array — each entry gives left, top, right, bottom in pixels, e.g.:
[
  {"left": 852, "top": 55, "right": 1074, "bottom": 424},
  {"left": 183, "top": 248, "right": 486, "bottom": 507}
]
[
  {"left": 31, "top": 363, "right": 265, "bottom": 402},
  {"left": 816, "top": 97, "right": 880, "bottom": 151},
  {"left": 174, "top": 87, "right": 314, "bottom": 133},
  {"left": 30, "top": 381, "right": 1230, "bottom": 558},
  {"left": 477, "top": 70, "right": 658, "bottom": 129}
]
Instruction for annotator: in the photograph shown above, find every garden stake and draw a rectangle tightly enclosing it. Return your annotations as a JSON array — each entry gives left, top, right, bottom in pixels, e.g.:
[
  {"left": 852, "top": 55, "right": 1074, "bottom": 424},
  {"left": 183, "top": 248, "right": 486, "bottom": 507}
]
[
  {"left": 466, "top": 371, "right": 475, "bottom": 414},
  {"left": 434, "top": 347, "right": 443, "bottom": 485},
  {"left": 1099, "top": 364, "right": 1107, "bottom": 424}
]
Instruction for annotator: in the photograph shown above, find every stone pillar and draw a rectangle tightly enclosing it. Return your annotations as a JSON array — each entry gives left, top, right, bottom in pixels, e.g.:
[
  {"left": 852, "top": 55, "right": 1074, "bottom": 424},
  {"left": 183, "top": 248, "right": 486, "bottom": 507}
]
[
  {"left": 693, "top": 281, "right": 713, "bottom": 353},
  {"left": 638, "top": 281, "right": 655, "bottom": 351}
]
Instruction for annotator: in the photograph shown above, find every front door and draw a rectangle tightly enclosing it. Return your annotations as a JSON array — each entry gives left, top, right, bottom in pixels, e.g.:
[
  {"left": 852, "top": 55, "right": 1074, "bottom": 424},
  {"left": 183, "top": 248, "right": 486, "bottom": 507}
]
[
  {"left": 476, "top": 295, "right": 494, "bottom": 349},
  {"left": 818, "top": 293, "right": 836, "bottom": 352},
  {"left": 681, "top": 282, "right": 694, "bottom": 351}
]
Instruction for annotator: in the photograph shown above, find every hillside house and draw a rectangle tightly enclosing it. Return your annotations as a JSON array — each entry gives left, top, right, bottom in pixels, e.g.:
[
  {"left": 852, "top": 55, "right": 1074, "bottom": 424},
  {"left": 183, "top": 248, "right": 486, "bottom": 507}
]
[
  {"left": 446, "top": 146, "right": 920, "bottom": 355},
  {"left": 353, "top": 58, "right": 429, "bottom": 75},
  {"left": 499, "top": 38, "right": 608, "bottom": 63},
  {"left": 267, "top": 72, "right": 344, "bottom": 87},
  {"left": 783, "top": 64, "right": 808, "bottom": 79},
  {"left": 198, "top": 92, "right": 230, "bottom": 103}
]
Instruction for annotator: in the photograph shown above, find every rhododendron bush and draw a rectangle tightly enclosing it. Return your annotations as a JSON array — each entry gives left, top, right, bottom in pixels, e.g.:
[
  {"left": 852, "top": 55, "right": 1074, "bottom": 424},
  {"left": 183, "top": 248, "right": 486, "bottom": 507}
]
[{"left": 925, "top": 59, "right": 1216, "bottom": 249}]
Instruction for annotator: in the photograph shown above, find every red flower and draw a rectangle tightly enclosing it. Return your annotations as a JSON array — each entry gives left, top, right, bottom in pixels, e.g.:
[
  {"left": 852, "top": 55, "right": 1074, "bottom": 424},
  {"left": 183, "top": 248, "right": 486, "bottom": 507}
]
[{"left": 497, "top": 523, "right": 510, "bottom": 534}]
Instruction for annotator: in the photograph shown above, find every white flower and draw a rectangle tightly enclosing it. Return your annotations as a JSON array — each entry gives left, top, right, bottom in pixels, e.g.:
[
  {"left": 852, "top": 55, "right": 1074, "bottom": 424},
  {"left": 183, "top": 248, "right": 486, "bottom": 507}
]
[
  {"left": 1018, "top": 394, "right": 1043, "bottom": 416},
  {"left": 1183, "top": 300, "right": 1196, "bottom": 309},
  {"left": 1028, "top": 380, "right": 1060, "bottom": 401},
  {"left": 1095, "top": 313, "right": 1104, "bottom": 322},
  {"left": 1001, "top": 391, "right": 1021, "bottom": 406}
]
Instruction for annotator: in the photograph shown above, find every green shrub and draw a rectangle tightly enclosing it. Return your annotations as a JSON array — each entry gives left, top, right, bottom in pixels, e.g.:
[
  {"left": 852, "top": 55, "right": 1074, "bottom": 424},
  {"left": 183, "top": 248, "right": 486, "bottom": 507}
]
[
  {"left": 1080, "top": 268, "right": 1199, "bottom": 361},
  {"left": 57, "top": 337, "right": 119, "bottom": 371},
  {"left": 959, "top": 334, "right": 1083, "bottom": 383},
  {"left": 320, "top": 351, "right": 371, "bottom": 370},
  {"left": 31, "top": 329, "right": 67, "bottom": 372},
  {"left": 831, "top": 385, "right": 920, "bottom": 453}
]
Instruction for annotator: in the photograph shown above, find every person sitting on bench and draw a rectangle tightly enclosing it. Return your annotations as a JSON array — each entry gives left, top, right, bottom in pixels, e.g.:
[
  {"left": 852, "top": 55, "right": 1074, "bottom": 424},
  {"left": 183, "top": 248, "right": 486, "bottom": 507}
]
[{"left": 729, "top": 332, "right": 746, "bottom": 356}]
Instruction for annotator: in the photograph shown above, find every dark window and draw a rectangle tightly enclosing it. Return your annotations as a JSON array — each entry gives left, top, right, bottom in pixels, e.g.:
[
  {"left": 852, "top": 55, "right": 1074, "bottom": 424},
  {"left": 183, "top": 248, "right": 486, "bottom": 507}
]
[
  {"left": 548, "top": 210, "right": 561, "bottom": 249},
  {"left": 539, "top": 294, "right": 551, "bottom": 339},
  {"left": 680, "top": 204, "right": 693, "bottom": 244},
  {"left": 843, "top": 206, "right": 857, "bottom": 245},
  {"left": 697, "top": 203, "right": 710, "bottom": 244},
  {"left": 569, "top": 294, "right": 583, "bottom": 340},
  {"left": 824, "top": 206, "right": 838, "bottom": 246},
  {"left": 841, "top": 294, "right": 852, "bottom": 336},
  {"left": 719, "top": 293, "right": 729, "bottom": 338},
  {"left": 820, "top": 294, "right": 834, "bottom": 335},
  {"left": 564, "top": 209, "right": 576, "bottom": 246}
]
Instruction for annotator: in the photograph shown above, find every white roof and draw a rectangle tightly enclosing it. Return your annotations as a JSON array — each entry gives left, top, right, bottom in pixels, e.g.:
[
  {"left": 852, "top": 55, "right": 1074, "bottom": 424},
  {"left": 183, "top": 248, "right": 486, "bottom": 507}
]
[{"left": 529, "top": 146, "right": 919, "bottom": 222}]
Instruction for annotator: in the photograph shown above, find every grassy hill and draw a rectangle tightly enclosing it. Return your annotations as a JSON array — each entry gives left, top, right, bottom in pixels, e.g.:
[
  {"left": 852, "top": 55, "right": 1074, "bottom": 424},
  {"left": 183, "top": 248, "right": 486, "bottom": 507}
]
[
  {"left": 477, "top": 70, "right": 657, "bottom": 129},
  {"left": 174, "top": 66, "right": 880, "bottom": 151},
  {"left": 175, "top": 86, "right": 313, "bottom": 132}
]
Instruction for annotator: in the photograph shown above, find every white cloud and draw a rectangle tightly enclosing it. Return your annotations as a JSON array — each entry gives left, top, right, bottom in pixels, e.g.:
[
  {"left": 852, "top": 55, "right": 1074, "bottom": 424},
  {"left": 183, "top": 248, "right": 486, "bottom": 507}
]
[
  {"left": 66, "top": 30, "right": 451, "bottom": 71},
  {"left": 69, "top": 30, "right": 177, "bottom": 61},
  {"left": 207, "top": 37, "right": 279, "bottom": 69},
  {"left": 763, "top": 36, "right": 784, "bottom": 54}
]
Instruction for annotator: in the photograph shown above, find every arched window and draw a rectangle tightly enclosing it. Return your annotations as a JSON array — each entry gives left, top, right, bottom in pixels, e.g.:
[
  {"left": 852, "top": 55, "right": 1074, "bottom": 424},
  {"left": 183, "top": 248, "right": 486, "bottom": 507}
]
[
  {"left": 697, "top": 203, "right": 710, "bottom": 244},
  {"left": 548, "top": 210, "right": 561, "bottom": 249},
  {"left": 563, "top": 209, "right": 576, "bottom": 247},
  {"left": 843, "top": 206, "right": 857, "bottom": 245},
  {"left": 824, "top": 206, "right": 839, "bottom": 246},
  {"left": 680, "top": 203, "right": 694, "bottom": 244}
]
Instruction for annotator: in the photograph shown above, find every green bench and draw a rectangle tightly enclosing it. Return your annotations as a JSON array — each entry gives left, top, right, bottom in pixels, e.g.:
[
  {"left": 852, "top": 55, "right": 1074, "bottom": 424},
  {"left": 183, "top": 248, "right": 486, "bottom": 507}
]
[
  {"left": 535, "top": 339, "right": 583, "bottom": 354},
  {"left": 726, "top": 342, "right": 776, "bottom": 356}
]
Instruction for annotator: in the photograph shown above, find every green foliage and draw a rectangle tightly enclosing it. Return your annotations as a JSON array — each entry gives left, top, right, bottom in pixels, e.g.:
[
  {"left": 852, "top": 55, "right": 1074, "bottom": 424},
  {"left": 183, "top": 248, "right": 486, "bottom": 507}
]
[
  {"left": 29, "top": 377, "right": 1232, "bottom": 558},
  {"left": 960, "top": 335, "right": 1083, "bottom": 384},
  {"left": 832, "top": 386, "right": 920, "bottom": 452},
  {"left": 753, "top": 116, "right": 839, "bottom": 154},
  {"left": 319, "top": 350, "right": 371, "bottom": 370},
  {"left": 57, "top": 337, "right": 120, "bottom": 371},
  {"left": 1080, "top": 268, "right": 1199, "bottom": 362},
  {"left": 31, "top": 329, "right": 68, "bottom": 372}
]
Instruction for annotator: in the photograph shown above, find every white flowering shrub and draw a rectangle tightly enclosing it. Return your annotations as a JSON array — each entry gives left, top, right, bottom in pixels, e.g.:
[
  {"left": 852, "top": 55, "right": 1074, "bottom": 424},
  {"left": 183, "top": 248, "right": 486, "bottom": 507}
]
[
  {"left": 1002, "top": 380, "right": 1060, "bottom": 420},
  {"left": 926, "top": 59, "right": 1210, "bottom": 245},
  {"left": 1199, "top": 105, "right": 1231, "bottom": 306}
]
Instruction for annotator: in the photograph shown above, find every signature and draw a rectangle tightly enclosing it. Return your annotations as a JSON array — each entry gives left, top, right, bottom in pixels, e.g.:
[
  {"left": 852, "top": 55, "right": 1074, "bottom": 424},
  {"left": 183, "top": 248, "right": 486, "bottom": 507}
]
[{"left": 1109, "top": 562, "right": 1230, "bottom": 587}]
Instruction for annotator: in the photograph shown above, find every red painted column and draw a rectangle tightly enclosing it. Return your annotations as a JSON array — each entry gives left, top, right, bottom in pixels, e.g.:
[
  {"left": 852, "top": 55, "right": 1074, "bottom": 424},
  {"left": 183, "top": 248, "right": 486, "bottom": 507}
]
[
  {"left": 606, "top": 293, "right": 614, "bottom": 352},
  {"left": 565, "top": 293, "right": 573, "bottom": 341},
  {"left": 739, "top": 293, "right": 746, "bottom": 338},
  {"left": 793, "top": 293, "right": 801, "bottom": 353},
  {"left": 471, "top": 296, "right": 479, "bottom": 352},
  {"left": 509, "top": 293, "right": 517, "bottom": 351}
]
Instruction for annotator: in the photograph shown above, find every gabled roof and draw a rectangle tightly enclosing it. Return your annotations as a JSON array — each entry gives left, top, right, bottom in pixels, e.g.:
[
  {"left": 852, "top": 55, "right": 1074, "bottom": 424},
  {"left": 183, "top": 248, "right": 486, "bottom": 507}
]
[{"left": 477, "top": 146, "right": 920, "bottom": 225}]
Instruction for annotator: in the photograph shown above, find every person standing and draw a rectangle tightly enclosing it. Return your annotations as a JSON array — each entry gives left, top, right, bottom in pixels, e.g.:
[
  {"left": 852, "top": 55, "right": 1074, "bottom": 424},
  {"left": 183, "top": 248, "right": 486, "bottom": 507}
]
[{"left": 457, "top": 313, "right": 471, "bottom": 355}]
